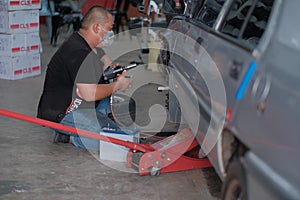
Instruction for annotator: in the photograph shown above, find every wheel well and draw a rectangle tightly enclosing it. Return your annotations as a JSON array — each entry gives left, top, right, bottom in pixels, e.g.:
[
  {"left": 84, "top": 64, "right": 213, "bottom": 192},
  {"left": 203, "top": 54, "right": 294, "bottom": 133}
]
[{"left": 222, "top": 129, "right": 248, "bottom": 173}]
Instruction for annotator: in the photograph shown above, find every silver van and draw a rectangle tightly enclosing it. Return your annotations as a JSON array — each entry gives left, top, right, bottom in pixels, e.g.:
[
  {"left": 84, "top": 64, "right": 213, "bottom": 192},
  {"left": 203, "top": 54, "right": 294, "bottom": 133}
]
[{"left": 160, "top": 0, "right": 300, "bottom": 199}]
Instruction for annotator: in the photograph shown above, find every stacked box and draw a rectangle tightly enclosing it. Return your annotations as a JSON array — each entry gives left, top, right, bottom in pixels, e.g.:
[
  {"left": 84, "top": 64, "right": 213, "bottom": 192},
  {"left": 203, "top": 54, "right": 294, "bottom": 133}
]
[
  {"left": 0, "top": 54, "right": 41, "bottom": 80},
  {"left": 0, "top": 0, "right": 41, "bottom": 11},
  {"left": 0, "top": 33, "right": 25, "bottom": 56},
  {"left": 0, "top": 56, "right": 26, "bottom": 80},
  {"left": 0, "top": 10, "right": 39, "bottom": 33},
  {"left": 24, "top": 53, "right": 41, "bottom": 78},
  {"left": 0, "top": 32, "right": 40, "bottom": 56},
  {"left": 0, "top": 0, "right": 41, "bottom": 80},
  {"left": 26, "top": 31, "right": 40, "bottom": 53}
]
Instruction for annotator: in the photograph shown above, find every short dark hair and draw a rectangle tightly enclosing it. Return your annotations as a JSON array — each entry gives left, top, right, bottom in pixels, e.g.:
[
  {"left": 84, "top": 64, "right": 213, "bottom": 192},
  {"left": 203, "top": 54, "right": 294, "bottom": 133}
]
[{"left": 80, "top": 6, "right": 110, "bottom": 29}]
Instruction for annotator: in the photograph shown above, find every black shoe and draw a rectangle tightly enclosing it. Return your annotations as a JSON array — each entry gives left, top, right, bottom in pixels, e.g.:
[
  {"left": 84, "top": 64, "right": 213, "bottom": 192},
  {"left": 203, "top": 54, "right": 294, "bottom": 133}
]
[
  {"left": 107, "top": 113, "right": 116, "bottom": 122},
  {"left": 53, "top": 132, "right": 70, "bottom": 143}
]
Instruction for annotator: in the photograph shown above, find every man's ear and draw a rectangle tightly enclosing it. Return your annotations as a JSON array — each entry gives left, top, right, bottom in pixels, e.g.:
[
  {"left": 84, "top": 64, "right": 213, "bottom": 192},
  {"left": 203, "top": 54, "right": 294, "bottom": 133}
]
[{"left": 92, "top": 23, "right": 100, "bottom": 34}]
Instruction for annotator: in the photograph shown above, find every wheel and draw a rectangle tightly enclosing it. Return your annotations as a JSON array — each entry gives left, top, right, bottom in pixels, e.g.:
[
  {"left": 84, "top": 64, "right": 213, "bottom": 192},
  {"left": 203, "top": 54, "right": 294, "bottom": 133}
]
[
  {"left": 221, "top": 159, "right": 247, "bottom": 200},
  {"left": 150, "top": 167, "right": 160, "bottom": 176}
]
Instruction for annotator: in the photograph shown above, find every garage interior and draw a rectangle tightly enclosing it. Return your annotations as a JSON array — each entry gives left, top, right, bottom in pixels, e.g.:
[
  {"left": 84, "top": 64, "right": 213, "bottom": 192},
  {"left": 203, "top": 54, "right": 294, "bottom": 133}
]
[{"left": 0, "top": 0, "right": 221, "bottom": 199}]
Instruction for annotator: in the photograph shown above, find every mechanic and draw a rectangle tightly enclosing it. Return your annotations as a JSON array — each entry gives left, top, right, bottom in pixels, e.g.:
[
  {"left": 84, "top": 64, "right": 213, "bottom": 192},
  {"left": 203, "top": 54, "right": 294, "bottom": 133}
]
[{"left": 37, "top": 6, "right": 132, "bottom": 150}]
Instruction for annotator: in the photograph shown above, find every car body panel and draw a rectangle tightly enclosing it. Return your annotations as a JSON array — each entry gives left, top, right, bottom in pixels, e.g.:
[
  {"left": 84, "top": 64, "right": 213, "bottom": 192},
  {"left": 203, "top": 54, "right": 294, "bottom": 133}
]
[
  {"left": 163, "top": 0, "right": 300, "bottom": 198},
  {"left": 233, "top": 0, "right": 300, "bottom": 192}
]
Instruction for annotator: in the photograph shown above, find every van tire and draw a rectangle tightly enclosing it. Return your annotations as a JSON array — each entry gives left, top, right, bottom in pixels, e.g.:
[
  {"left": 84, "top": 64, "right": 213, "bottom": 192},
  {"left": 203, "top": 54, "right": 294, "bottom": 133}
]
[
  {"left": 202, "top": 167, "right": 222, "bottom": 198},
  {"left": 221, "top": 159, "right": 247, "bottom": 200}
]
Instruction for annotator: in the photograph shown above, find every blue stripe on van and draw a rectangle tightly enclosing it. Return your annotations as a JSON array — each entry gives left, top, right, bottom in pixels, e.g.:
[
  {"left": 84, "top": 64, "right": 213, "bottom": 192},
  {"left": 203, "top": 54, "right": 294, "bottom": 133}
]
[{"left": 235, "top": 61, "right": 257, "bottom": 100}]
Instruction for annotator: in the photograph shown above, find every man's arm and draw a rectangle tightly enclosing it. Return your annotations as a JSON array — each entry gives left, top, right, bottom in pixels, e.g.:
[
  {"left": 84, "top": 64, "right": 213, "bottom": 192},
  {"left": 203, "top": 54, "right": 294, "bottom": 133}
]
[
  {"left": 76, "top": 70, "right": 132, "bottom": 102},
  {"left": 101, "top": 54, "right": 112, "bottom": 70}
]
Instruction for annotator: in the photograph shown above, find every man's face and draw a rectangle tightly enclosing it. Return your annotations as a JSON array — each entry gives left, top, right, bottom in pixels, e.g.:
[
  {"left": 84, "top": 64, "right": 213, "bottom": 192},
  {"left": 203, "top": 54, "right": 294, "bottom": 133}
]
[
  {"left": 103, "top": 14, "right": 114, "bottom": 34},
  {"left": 97, "top": 14, "right": 114, "bottom": 47}
]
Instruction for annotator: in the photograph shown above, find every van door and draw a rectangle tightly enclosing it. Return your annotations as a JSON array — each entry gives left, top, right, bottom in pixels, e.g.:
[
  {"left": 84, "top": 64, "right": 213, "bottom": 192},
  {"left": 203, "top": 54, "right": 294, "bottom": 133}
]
[
  {"left": 232, "top": 1, "right": 300, "bottom": 195},
  {"left": 203, "top": 0, "right": 275, "bottom": 168},
  {"left": 208, "top": 0, "right": 272, "bottom": 118}
]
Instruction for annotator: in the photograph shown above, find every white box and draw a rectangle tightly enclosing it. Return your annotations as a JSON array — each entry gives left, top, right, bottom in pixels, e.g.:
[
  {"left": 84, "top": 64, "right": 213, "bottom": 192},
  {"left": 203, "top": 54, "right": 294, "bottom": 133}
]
[
  {"left": 0, "top": 33, "right": 25, "bottom": 56},
  {"left": 100, "top": 127, "right": 140, "bottom": 162},
  {"left": 26, "top": 10, "right": 39, "bottom": 32},
  {"left": 0, "top": 32, "right": 40, "bottom": 56},
  {"left": 0, "top": 55, "right": 26, "bottom": 80},
  {"left": 0, "top": 53, "right": 40, "bottom": 80},
  {"left": 26, "top": 32, "right": 40, "bottom": 54},
  {"left": 23, "top": 53, "right": 40, "bottom": 78},
  {"left": 0, "top": 10, "right": 26, "bottom": 33},
  {"left": 0, "top": 0, "right": 41, "bottom": 11},
  {"left": 0, "top": 10, "right": 39, "bottom": 33}
]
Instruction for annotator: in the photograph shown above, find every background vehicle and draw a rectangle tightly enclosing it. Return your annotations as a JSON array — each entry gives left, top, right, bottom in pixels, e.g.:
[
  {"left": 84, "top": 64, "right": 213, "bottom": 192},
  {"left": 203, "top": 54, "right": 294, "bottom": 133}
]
[{"left": 161, "top": 0, "right": 300, "bottom": 199}]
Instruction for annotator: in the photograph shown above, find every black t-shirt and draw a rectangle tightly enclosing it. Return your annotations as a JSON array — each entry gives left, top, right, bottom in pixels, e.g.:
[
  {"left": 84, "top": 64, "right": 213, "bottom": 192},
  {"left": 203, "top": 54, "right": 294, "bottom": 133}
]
[{"left": 37, "top": 32, "right": 106, "bottom": 122}]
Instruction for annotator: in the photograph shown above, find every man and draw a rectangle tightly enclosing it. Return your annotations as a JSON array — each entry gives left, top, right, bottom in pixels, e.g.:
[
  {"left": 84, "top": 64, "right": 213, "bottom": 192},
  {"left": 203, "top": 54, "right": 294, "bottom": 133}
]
[{"left": 37, "top": 6, "right": 132, "bottom": 150}]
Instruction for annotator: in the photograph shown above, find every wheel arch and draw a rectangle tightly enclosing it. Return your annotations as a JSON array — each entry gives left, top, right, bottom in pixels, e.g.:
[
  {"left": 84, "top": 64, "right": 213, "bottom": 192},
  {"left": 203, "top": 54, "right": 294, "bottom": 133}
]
[{"left": 218, "top": 128, "right": 248, "bottom": 178}]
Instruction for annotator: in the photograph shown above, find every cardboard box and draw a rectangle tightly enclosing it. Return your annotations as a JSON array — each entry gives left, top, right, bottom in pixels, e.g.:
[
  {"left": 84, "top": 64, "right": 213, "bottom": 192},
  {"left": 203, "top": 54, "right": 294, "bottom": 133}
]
[
  {"left": 29, "top": 53, "right": 41, "bottom": 76},
  {"left": 26, "top": 31, "right": 40, "bottom": 54},
  {"left": 0, "top": 0, "right": 41, "bottom": 11},
  {"left": 23, "top": 53, "right": 40, "bottom": 78},
  {"left": 0, "top": 10, "right": 26, "bottom": 33},
  {"left": 0, "top": 10, "right": 39, "bottom": 33},
  {"left": 0, "top": 32, "right": 40, "bottom": 56},
  {"left": 27, "top": 10, "right": 39, "bottom": 32},
  {"left": 0, "top": 55, "right": 26, "bottom": 80},
  {"left": 0, "top": 53, "right": 40, "bottom": 80},
  {"left": 100, "top": 126, "right": 140, "bottom": 162},
  {"left": 0, "top": 33, "right": 25, "bottom": 56}
]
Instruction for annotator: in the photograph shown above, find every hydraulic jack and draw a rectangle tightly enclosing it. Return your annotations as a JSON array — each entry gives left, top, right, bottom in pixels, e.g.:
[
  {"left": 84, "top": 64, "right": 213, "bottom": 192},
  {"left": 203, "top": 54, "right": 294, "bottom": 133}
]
[
  {"left": 128, "top": 128, "right": 211, "bottom": 176},
  {"left": 0, "top": 108, "right": 211, "bottom": 176}
]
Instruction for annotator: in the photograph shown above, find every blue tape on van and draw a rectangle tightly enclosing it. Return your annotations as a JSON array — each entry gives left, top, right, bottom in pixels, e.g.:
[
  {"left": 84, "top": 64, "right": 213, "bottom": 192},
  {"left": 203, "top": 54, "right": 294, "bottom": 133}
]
[{"left": 235, "top": 61, "right": 257, "bottom": 100}]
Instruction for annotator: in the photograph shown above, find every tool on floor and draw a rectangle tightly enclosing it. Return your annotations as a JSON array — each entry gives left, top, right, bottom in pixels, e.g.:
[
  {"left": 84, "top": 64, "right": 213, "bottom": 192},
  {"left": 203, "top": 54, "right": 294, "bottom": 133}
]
[{"left": 0, "top": 108, "right": 211, "bottom": 176}]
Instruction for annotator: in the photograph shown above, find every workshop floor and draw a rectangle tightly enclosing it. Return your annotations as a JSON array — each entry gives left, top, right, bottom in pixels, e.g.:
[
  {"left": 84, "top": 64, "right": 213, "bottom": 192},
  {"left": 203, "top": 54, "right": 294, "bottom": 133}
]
[{"left": 0, "top": 25, "right": 219, "bottom": 200}]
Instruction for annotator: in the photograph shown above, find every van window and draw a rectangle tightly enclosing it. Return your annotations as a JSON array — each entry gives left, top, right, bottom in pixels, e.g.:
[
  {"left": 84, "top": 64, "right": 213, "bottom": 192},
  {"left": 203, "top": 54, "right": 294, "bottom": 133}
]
[
  {"left": 221, "top": 0, "right": 274, "bottom": 48},
  {"left": 196, "top": 0, "right": 227, "bottom": 27}
]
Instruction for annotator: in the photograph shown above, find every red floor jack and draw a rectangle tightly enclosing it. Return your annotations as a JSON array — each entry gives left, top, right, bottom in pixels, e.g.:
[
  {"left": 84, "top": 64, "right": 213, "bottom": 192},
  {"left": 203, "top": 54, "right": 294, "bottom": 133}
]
[{"left": 0, "top": 108, "right": 211, "bottom": 176}]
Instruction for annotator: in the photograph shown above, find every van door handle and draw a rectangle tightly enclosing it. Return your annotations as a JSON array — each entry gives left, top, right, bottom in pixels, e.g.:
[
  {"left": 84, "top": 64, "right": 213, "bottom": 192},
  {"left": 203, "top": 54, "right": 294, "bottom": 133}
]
[
  {"left": 252, "top": 73, "right": 271, "bottom": 113},
  {"left": 230, "top": 60, "right": 243, "bottom": 80}
]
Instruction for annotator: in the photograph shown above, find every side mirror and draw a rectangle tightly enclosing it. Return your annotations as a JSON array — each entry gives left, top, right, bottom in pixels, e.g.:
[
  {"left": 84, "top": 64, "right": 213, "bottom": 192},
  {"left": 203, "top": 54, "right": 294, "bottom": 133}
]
[{"left": 162, "top": 0, "right": 185, "bottom": 16}]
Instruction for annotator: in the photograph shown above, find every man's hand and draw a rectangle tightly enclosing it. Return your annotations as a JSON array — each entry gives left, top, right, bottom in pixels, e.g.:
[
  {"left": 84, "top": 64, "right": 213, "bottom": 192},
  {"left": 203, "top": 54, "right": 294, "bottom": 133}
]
[
  {"left": 111, "top": 63, "right": 119, "bottom": 68},
  {"left": 115, "top": 70, "right": 132, "bottom": 92},
  {"left": 76, "top": 71, "right": 132, "bottom": 102}
]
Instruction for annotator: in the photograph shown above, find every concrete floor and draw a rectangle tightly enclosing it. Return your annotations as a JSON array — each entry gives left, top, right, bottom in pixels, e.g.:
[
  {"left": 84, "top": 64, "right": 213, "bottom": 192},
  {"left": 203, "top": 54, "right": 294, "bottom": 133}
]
[{"left": 0, "top": 25, "right": 219, "bottom": 200}]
